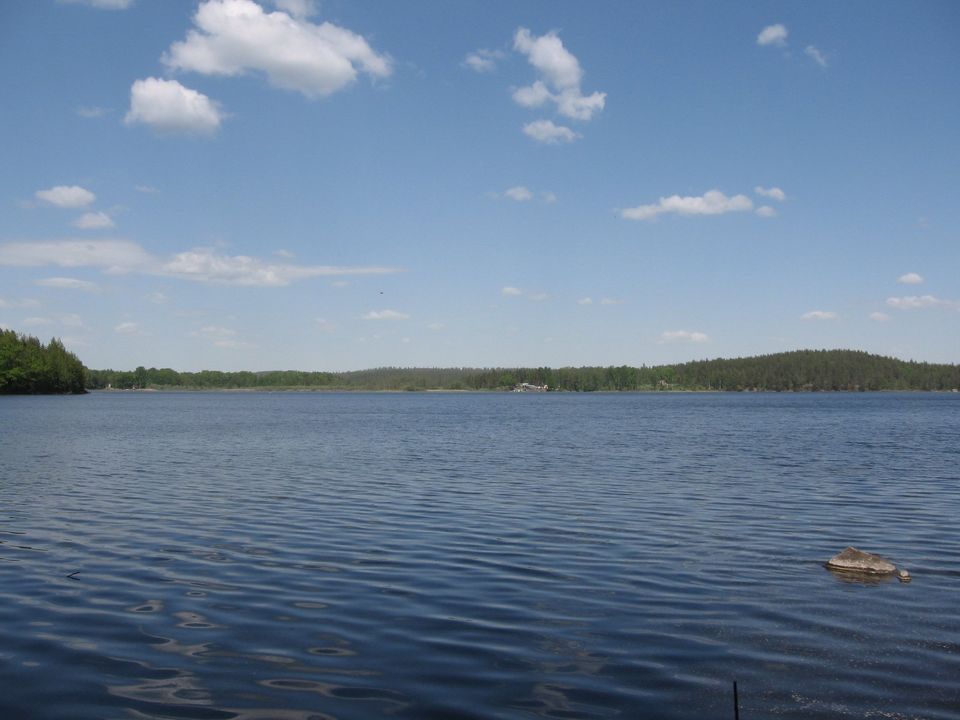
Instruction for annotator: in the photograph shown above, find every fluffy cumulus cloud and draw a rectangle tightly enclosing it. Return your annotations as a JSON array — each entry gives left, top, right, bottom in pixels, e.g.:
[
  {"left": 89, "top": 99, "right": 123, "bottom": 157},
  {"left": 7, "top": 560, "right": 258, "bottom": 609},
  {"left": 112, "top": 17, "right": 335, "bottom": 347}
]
[
  {"left": 659, "top": 330, "right": 709, "bottom": 344},
  {"left": 463, "top": 48, "right": 503, "bottom": 73},
  {"left": 72, "top": 211, "right": 115, "bottom": 229},
  {"left": 522, "top": 119, "right": 579, "bottom": 144},
  {"left": 504, "top": 186, "right": 533, "bottom": 202},
  {"left": 898, "top": 272, "right": 924, "bottom": 285},
  {"left": 801, "top": 310, "right": 838, "bottom": 320},
  {"left": 362, "top": 309, "right": 409, "bottom": 321},
  {"left": 125, "top": 77, "right": 223, "bottom": 135},
  {"left": 886, "top": 295, "right": 958, "bottom": 310},
  {"left": 512, "top": 28, "right": 606, "bottom": 122},
  {"left": 805, "top": 45, "right": 828, "bottom": 68},
  {"left": 755, "top": 186, "right": 786, "bottom": 201},
  {"left": 757, "top": 24, "right": 788, "bottom": 47},
  {"left": 35, "top": 185, "right": 96, "bottom": 208},
  {"left": 163, "top": 0, "right": 391, "bottom": 98},
  {"left": 160, "top": 247, "right": 400, "bottom": 286},
  {"left": 622, "top": 190, "right": 753, "bottom": 221},
  {"left": 35, "top": 277, "right": 101, "bottom": 292}
]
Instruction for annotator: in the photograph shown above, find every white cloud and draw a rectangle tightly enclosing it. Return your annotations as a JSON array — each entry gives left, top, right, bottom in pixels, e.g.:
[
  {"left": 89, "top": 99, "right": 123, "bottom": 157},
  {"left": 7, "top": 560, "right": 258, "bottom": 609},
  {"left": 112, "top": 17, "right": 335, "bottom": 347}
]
[
  {"left": 362, "top": 309, "right": 409, "bottom": 321},
  {"left": 522, "top": 119, "right": 579, "bottom": 144},
  {"left": 22, "top": 317, "right": 53, "bottom": 327},
  {"left": 541, "top": 191, "right": 557, "bottom": 204},
  {"left": 886, "top": 295, "right": 958, "bottom": 310},
  {"left": 35, "top": 185, "right": 96, "bottom": 208},
  {"left": 897, "top": 272, "right": 924, "bottom": 285},
  {"left": 427, "top": 322, "right": 445, "bottom": 331},
  {"left": 59, "top": 0, "right": 134, "bottom": 8},
  {"left": 757, "top": 24, "right": 788, "bottom": 47},
  {"left": 529, "top": 292, "right": 549, "bottom": 302},
  {"left": 160, "top": 247, "right": 400, "bottom": 286},
  {"left": 755, "top": 206, "right": 777, "bottom": 218},
  {"left": 659, "top": 330, "right": 709, "bottom": 344},
  {"left": 73, "top": 211, "right": 115, "bottom": 229},
  {"left": 0, "top": 240, "right": 153, "bottom": 271},
  {"left": 135, "top": 185, "right": 160, "bottom": 193},
  {"left": 0, "top": 297, "right": 40, "bottom": 309},
  {"left": 114, "top": 321, "right": 140, "bottom": 334},
  {"left": 512, "top": 27, "right": 606, "bottom": 121},
  {"left": 147, "top": 291, "right": 168, "bottom": 304},
  {"left": 191, "top": 325, "right": 255, "bottom": 349},
  {"left": 801, "top": 310, "right": 838, "bottom": 320},
  {"left": 600, "top": 297, "right": 623, "bottom": 305},
  {"left": 60, "top": 313, "right": 85, "bottom": 327},
  {"left": 35, "top": 277, "right": 101, "bottom": 292},
  {"left": 622, "top": 189, "right": 753, "bottom": 221},
  {"left": 501, "top": 286, "right": 523, "bottom": 296},
  {"left": 274, "top": 248, "right": 295, "bottom": 258},
  {"left": 805, "top": 45, "right": 828, "bottom": 68},
  {"left": 464, "top": 48, "right": 503, "bottom": 73},
  {"left": 869, "top": 312, "right": 890, "bottom": 322},
  {"left": 504, "top": 186, "right": 533, "bottom": 202},
  {"left": 577, "top": 297, "right": 593, "bottom": 305},
  {"left": 125, "top": 77, "right": 223, "bottom": 135},
  {"left": 163, "top": 0, "right": 391, "bottom": 98},
  {"left": 755, "top": 186, "right": 786, "bottom": 201},
  {"left": 0, "top": 240, "right": 400, "bottom": 287},
  {"left": 76, "top": 105, "right": 110, "bottom": 118}
]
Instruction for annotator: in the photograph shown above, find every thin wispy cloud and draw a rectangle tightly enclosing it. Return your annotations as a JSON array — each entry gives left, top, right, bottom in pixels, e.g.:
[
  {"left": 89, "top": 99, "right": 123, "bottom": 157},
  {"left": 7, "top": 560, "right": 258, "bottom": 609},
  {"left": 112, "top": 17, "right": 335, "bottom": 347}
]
[
  {"left": 755, "top": 206, "right": 777, "bottom": 218},
  {"left": 59, "top": 0, "right": 134, "bottom": 9},
  {"left": 463, "top": 48, "right": 504, "bottom": 73},
  {"left": 76, "top": 105, "right": 110, "bottom": 118},
  {"left": 755, "top": 186, "right": 786, "bottom": 201},
  {"left": 35, "top": 277, "right": 101, "bottom": 292},
  {"left": 501, "top": 286, "right": 523, "bottom": 296},
  {"left": 113, "top": 321, "right": 140, "bottom": 334},
  {"left": 886, "top": 295, "right": 958, "bottom": 310},
  {"left": 870, "top": 312, "right": 890, "bottom": 322},
  {"left": 504, "top": 186, "right": 534, "bottom": 202},
  {"left": 659, "top": 330, "right": 709, "bottom": 344},
  {"left": 0, "top": 239, "right": 402, "bottom": 287},
  {"left": 805, "top": 45, "right": 828, "bottom": 68},
  {"left": 362, "top": 309, "right": 409, "bottom": 321},
  {"left": 622, "top": 190, "right": 753, "bottom": 221},
  {"left": 801, "top": 310, "right": 838, "bottom": 320}
]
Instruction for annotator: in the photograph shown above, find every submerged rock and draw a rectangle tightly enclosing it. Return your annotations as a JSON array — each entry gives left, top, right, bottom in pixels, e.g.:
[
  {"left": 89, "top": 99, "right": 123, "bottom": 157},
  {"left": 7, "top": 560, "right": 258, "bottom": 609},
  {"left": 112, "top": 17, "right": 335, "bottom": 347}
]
[{"left": 825, "top": 547, "right": 897, "bottom": 575}]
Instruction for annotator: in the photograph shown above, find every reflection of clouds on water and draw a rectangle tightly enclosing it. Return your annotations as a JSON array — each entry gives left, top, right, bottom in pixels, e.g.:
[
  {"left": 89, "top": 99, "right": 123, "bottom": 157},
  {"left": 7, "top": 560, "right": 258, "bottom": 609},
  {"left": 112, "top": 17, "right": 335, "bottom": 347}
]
[{"left": 109, "top": 670, "right": 212, "bottom": 707}]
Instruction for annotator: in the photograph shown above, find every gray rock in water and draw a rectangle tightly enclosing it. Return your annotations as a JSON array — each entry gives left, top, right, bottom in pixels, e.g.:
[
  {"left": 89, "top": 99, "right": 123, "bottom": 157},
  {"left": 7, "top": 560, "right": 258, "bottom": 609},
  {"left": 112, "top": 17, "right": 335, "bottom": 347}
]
[{"left": 825, "top": 547, "right": 897, "bottom": 575}]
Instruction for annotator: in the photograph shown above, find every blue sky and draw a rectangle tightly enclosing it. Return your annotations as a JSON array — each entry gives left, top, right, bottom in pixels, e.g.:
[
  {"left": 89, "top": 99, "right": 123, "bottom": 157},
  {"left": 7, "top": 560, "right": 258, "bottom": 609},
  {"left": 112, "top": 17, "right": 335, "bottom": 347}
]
[{"left": 1, "top": 0, "right": 958, "bottom": 371}]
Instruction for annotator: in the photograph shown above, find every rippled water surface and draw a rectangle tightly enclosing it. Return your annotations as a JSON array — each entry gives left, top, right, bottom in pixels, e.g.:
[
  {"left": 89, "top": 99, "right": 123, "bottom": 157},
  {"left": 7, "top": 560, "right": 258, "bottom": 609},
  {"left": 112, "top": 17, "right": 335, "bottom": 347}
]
[{"left": 1, "top": 392, "right": 958, "bottom": 719}]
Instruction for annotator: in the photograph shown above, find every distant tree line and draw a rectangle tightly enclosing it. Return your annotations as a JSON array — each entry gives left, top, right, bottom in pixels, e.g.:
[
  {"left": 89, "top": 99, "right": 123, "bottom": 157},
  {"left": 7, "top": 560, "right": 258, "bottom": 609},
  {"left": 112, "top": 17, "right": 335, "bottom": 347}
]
[
  {"left": 0, "top": 330, "right": 87, "bottom": 394},
  {"left": 86, "top": 350, "right": 960, "bottom": 392}
]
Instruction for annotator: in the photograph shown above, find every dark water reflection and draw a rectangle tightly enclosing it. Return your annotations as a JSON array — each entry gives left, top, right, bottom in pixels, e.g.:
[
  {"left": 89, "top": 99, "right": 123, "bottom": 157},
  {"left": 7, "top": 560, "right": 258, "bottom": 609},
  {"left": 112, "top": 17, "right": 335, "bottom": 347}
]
[{"left": 1, "top": 392, "right": 958, "bottom": 719}]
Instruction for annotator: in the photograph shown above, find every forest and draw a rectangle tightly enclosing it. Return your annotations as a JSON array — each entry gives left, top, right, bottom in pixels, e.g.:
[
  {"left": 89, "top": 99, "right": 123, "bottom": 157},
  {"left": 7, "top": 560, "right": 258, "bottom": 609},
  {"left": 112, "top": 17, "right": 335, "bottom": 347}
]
[
  {"left": 0, "top": 330, "right": 87, "bottom": 394},
  {"left": 85, "top": 350, "right": 960, "bottom": 393}
]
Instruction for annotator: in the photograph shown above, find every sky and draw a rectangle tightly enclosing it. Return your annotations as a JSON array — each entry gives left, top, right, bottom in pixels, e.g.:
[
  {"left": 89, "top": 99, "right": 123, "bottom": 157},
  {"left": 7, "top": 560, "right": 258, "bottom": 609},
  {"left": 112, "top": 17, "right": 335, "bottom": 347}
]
[{"left": 1, "top": 0, "right": 958, "bottom": 372}]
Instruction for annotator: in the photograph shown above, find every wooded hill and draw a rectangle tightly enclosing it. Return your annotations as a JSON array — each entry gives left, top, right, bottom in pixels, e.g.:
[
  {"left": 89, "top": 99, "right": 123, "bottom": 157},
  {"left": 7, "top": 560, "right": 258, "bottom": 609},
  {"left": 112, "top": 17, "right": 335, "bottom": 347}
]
[
  {"left": 0, "top": 330, "right": 87, "bottom": 394},
  {"left": 86, "top": 350, "right": 960, "bottom": 392}
]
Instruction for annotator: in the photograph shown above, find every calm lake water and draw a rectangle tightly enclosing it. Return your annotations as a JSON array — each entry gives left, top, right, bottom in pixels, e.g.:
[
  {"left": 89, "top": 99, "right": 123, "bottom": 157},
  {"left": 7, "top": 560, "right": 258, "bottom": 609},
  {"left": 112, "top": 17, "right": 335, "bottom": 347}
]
[{"left": 1, "top": 392, "right": 958, "bottom": 719}]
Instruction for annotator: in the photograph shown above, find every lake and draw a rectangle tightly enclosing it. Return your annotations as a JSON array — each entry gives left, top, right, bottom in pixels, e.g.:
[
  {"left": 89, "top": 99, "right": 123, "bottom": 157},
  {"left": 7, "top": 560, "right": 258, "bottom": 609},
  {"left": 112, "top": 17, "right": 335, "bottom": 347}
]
[{"left": 1, "top": 392, "right": 958, "bottom": 719}]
